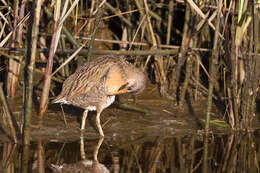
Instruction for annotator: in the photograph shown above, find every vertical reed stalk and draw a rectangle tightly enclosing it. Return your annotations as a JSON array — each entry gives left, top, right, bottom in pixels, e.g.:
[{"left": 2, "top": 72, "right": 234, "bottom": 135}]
[
  {"left": 202, "top": 133, "right": 209, "bottom": 173},
  {"left": 194, "top": 53, "right": 200, "bottom": 101},
  {"left": 17, "top": 0, "right": 27, "bottom": 43},
  {"left": 252, "top": 0, "right": 260, "bottom": 117},
  {"left": 241, "top": 1, "right": 260, "bottom": 128},
  {"left": 230, "top": 1, "right": 239, "bottom": 129},
  {"left": 74, "top": 2, "right": 78, "bottom": 34},
  {"left": 166, "top": 0, "right": 174, "bottom": 45},
  {"left": 240, "top": 3, "right": 253, "bottom": 128},
  {"left": 10, "top": 0, "right": 27, "bottom": 97},
  {"left": 37, "top": 140, "right": 45, "bottom": 173},
  {"left": 0, "top": 83, "right": 18, "bottom": 143},
  {"left": 23, "top": 0, "right": 43, "bottom": 145},
  {"left": 175, "top": 3, "right": 190, "bottom": 104},
  {"left": 7, "top": 0, "right": 19, "bottom": 97},
  {"left": 21, "top": 143, "right": 30, "bottom": 172},
  {"left": 177, "top": 137, "right": 185, "bottom": 172},
  {"left": 179, "top": 54, "right": 192, "bottom": 105},
  {"left": 189, "top": 137, "right": 195, "bottom": 171},
  {"left": 205, "top": 0, "right": 222, "bottom": 131},
  {"left": 2, "top": 143, "right": 17, "bottom": 172},
  {"left": 87, "top": 1, "right": 103, "bottom": 62},
  {"left": 179, "top": 4, "right": 193, "bottom": 105},
  {"left": 44, "top": 5, "right": 83, "bottom": 68},
  {"left": 39, "top": 0, "right": 61, "bottom": 119}
]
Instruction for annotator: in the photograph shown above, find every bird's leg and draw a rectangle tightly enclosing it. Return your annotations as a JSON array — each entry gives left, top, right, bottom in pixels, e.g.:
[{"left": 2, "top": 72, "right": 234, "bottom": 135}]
[
  {"left": 81, "top": 110, "right": 88, "bottom": 130},
  {"left": 96, "top": 110, "right": 104, "bottom": 136}
]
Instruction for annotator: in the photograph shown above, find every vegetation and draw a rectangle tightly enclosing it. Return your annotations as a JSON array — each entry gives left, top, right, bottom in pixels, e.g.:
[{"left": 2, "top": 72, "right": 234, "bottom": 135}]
[{"left": 0, "top": 0, "right": 259, "bottom": 142}]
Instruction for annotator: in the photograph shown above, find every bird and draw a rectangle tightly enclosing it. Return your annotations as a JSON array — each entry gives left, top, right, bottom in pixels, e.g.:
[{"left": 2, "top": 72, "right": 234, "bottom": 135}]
[{"left": 52, "top": 55, "right": 146, "bottom": 136}]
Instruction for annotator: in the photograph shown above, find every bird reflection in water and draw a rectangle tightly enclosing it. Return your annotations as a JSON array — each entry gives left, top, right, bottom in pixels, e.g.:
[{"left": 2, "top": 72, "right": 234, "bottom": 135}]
[{"left": 51, "top": 137, "right": 109, "bottom": 173}]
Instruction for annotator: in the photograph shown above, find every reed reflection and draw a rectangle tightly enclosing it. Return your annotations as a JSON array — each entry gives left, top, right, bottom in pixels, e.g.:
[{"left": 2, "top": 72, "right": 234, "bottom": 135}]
[{"left": 0, "top": 132, "right": 259, "bottom": 172}]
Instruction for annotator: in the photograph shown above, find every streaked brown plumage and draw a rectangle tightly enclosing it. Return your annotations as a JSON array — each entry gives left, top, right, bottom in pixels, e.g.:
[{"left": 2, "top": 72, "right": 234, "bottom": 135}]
[{"left": 52, "top": 55, "right": 146, "bottom": 136}]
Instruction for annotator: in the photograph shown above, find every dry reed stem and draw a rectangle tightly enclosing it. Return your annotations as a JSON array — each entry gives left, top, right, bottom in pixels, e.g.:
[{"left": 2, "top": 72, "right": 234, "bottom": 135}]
[
  {"left": 23, "top": 0, "right": 43, "bottom": 145},
  {"left": 0, "top": 39, "right": 214, "bottom": 52},
  {"left": 230, "top": 1, "right": 239, "bottom": 129},
  {"left": 175, "top": 2, "right": 190, "bottom": 104},
  {"left": 166, "top": 0, "right": 174, "bottom": 45},
  {"left": 17, "top": 0, "right": 26, "bottom": 43},
  {"left": 51, "top": 46, "right": 83, "bottom": 76},
  {"left": 58, "top": 0, "right": 80, "bottom": 27},
  {"left": 187, "top": 0, "right": 224, "bottom": 39},
  {"left": 37, "top": 140, "right": 45, "bottom": 173},
  {"left": 87, "top": 0, "right": 104, "bottom": 62},
  {"left": 205, "top": 0, "right": 222, "bottom": 131},
  {"left": 40, "top": 0, "right": 82, "bottom": 119},
  {"left": 0, "top": 13, "right": 30, "bottom": 47},
  {"left": 129, "top": 15, "right": 146, "bottom": 51},
  {"left": 73, "top": 1, "right": 79, "bottom": 34},
  {"left": 0, "top": 14, "right": 7, "bottom": 40},
  {"left": 104, "top": 2, "right": 132, "bottom": 27},
  {"left": 0, "top": 83, "right": 18, "bottom": 143},
  {"left": 144, "top": 0, "right": 169, "bottom": 100},
  {"left": 39, "top": 0, "right": 61, "bottom": 119},
  {"left": 7, "top": 0, "right": 18, "bottom": 97},
  {"left": 0, "top": 11, "right": 9, "bottom": 24},
  {"left": 8, "top": 0, "right": 27, "bottom": 97},
  {"left": 202, "top": 133, "right": 210, "bottom": 173},
  {"left": 13, "top": 0, "right": 26, "bottom": 95}
]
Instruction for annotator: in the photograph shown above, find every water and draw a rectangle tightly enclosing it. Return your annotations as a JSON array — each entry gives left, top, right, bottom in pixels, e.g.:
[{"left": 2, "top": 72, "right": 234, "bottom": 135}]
[
  {"left": 0, "top": 132, "right": 260, "bottom": 173},
  {"left": 1, "top": 94, "right": 260, "bottom": 172}
]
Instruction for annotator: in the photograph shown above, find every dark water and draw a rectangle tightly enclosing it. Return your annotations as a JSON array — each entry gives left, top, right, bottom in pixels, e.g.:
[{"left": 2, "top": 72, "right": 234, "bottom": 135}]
[{"left": 1, "top": 131, "right": 260, "bottom": 173}]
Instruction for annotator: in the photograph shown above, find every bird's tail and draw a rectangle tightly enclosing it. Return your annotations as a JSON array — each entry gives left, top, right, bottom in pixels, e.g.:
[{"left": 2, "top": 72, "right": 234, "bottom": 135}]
[{"left": 51, "top": 95, "right": 68, "bottom": 104}]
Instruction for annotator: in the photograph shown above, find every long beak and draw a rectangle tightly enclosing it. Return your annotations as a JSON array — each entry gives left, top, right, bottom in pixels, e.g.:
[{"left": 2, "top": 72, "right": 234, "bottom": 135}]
[{"left": 108, "top": 87, "right": 128, "bottom": 95}]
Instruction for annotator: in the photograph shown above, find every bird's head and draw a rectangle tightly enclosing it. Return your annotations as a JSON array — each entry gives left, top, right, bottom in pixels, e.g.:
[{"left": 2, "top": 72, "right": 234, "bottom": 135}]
[{"left": 125, "top": 67, "right": 146, "bottom": 94}]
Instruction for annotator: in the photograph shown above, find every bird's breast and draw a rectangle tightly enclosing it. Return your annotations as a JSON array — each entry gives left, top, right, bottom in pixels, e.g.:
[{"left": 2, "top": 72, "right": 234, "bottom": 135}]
[
  {"left": 86, "top": 106, "right": 97, "bottom": 111},
  {"left": 102, "top": 95, "right": 115, "bottom": 110}
]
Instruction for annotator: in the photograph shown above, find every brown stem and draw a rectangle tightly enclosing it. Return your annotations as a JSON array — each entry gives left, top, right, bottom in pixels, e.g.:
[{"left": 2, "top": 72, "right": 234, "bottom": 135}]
[
  {"left": 8, "top": 0, "right": 19, "bottom": 97},
  {"left": 0, "top": 83, "right": 18, "bottom": 143},
  {"left": 87, "top": 1, "right": 104, "bottom": 62},
  {"left": 39, "top": 0, "right": 61, "bottom": 119},
  {"left": 230, "top": 0, "right": 239, "bottom": 129},
  {"left": 205, "top": 0, "right": 222, "bottom": 131},
  {"left": 175, "top": 3, "right": 190, "bottom": 105},
  {"left": 23, "top": 0, "right": 43, "bottom": 145}
]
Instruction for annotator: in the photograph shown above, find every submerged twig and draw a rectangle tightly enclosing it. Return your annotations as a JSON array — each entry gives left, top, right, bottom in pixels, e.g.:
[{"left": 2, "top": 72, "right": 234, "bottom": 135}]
[{"left": 117, "top": 103, "right": 150, "bottom": 115}]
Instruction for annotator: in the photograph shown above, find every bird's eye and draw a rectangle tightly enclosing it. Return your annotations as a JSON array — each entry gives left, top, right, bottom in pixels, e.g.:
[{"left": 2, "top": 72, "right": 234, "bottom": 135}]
[
  {"left": 127, "top": 85, "right": 135, "bottom": 91},
  {"left": 118, "top": 83, "right": 129, "bottom": 91}
]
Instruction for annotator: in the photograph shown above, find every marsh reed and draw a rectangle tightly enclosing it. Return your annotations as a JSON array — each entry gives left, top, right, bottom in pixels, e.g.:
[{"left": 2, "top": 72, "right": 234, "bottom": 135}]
[{"left": 0, "top": 0, "right": 259, "bottom": 144}]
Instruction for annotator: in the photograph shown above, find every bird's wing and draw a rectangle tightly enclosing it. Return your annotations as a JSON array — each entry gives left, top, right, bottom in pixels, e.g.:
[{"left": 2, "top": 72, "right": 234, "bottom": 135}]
[{"left": 66, "top": 58, "right": 118, "bottom": 99}]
